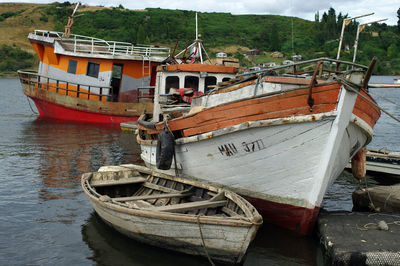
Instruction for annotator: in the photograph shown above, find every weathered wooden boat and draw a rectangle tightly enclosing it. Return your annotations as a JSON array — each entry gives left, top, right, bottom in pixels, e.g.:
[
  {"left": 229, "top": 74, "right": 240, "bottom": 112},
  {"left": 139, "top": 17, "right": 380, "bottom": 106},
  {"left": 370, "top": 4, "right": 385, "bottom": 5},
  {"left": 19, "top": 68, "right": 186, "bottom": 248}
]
[
  {"left": 18, "top": 4, "right": 170, "bottom": 124},
  {"left": 81, "top": 164, "right": 262, "bottom": 264},
  {"left": 365, "top": 148, "right": 400, "bottom": 177},
  {"left": 137, "top": 57, "right": 381, "bottom": 235}
]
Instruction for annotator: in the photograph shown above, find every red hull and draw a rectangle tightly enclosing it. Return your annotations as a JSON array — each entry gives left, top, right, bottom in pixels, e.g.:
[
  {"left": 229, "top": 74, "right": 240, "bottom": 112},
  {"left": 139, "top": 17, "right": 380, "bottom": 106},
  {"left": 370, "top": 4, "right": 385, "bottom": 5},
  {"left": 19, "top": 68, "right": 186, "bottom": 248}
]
[
  {"left": 31, "top": 97, "right": 138, "bottom": 124},
  {"left": 245, "top": 196, "right": 320, "bottom": 236}
]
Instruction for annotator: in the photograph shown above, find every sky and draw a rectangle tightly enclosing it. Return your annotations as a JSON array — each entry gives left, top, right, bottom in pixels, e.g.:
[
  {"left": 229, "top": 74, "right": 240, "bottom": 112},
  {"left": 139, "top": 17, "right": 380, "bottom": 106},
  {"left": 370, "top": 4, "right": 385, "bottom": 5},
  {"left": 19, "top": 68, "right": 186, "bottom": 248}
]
[{"left": 2, "top": 0, "right": 398, "bottom": 25}]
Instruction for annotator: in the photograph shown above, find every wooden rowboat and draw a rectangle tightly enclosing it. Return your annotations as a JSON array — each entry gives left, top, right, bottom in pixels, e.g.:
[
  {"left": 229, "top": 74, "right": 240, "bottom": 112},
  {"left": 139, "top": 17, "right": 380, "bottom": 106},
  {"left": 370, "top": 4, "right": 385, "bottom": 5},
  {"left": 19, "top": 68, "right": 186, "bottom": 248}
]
[{"left": 81, "top": 164, "right": 262, "bottom": 264}]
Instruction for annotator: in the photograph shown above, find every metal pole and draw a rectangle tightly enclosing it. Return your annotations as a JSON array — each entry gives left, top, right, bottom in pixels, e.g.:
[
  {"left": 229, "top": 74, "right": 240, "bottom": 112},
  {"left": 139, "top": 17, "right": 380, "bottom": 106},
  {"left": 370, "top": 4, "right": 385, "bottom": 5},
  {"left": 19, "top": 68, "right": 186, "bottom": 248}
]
[
  {"left": 336, "top": 13, "right": 374, "bottom": 60},
  {"left": 336, "top": 20, "right": 347, "bottom": 60},
  {"left": 195, "top": 13, "right": 198, "bottom": 41},
  {"left": 352, "top": 24, "right": 361, "bottom": 63},
  {"left": 353, "top": 18, "right": 387, "bottom": 64}
]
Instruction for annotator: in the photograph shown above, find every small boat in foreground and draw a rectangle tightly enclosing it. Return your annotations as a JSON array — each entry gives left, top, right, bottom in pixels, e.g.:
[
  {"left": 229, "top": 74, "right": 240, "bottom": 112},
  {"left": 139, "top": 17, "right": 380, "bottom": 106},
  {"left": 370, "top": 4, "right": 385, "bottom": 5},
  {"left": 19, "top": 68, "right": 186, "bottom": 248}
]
[{"left": 81, "top": 164, "right": 262, "bottom": 264}]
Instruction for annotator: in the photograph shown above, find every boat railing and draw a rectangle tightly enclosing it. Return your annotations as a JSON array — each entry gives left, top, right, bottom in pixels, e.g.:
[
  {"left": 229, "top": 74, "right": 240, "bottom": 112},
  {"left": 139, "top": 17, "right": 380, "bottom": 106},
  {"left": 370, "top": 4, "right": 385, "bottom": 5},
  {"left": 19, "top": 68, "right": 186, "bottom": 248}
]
[
  {"left": 18, "top": 70, "right": 114, "bottom": 102},
  {"left": 240, "top": 57, "right": 369, "bottom": 78},
  {"left": 137, "top": 86, "right": 155, "bottom": 101},
  {"left": 32, "top": 30, "right": 170, "bottom": 58}
]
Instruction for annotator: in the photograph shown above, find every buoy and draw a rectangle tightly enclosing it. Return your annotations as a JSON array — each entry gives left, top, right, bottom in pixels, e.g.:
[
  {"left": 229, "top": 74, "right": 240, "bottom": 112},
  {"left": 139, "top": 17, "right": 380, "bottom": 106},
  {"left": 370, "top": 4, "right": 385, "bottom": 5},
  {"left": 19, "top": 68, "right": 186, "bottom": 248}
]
[{"left": 351, "top": 147, "right": 366, "bottom": 180}]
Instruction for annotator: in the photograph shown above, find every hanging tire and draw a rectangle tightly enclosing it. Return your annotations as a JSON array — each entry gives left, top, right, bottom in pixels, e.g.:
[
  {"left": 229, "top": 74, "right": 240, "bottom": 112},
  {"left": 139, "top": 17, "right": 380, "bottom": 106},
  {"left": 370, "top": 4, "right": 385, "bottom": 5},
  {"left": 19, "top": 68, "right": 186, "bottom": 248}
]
[{"left": 156, "top": 131, "right": 175, "bottom": 170}]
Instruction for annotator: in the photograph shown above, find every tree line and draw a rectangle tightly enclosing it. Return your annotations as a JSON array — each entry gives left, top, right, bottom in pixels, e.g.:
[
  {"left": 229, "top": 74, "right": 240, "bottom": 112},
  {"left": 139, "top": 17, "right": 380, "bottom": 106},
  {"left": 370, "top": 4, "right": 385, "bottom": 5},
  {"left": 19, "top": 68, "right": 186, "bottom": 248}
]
[{"left": 3, "top": 2, "right": 400, "bottom": 74}]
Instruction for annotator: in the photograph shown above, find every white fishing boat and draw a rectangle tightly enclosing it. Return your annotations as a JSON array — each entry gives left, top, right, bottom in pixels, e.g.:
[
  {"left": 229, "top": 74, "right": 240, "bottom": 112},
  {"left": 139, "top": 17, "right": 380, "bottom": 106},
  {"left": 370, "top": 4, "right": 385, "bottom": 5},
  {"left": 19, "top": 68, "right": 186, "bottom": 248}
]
[
  {"left": 81, "top": 164, "right": 262, "bottom": 264},
  {"left": 137, "top": 57, "right": 381, "bottom": 235}
]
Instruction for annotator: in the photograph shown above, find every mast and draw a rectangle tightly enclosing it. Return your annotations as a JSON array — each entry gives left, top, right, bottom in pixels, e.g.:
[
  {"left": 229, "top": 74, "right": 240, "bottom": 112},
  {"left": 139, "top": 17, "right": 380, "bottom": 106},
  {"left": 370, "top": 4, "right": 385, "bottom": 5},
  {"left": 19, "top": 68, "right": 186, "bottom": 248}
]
[{"left": 64, "top": 2, "right": 80, "bottom": 38}]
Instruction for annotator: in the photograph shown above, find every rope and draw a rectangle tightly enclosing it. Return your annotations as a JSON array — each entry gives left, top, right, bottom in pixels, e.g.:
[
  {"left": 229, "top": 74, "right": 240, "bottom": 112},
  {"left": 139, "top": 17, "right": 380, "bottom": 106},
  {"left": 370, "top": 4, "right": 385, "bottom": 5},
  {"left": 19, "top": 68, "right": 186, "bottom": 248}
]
[
  {"left": 196, "top": 215, "right": 216, "bottom": 266},
  {"left": 370, "top": 91, "right": 400, "bottom": 108},
  {"left": 26, "top": 96, "right": 38, "bottom": 115},
  {"left": 337, "top": 76, "right": 400, "bottom": 124},
  {"left": 362, "top": 177, "right": 379, "bottom": 212}
]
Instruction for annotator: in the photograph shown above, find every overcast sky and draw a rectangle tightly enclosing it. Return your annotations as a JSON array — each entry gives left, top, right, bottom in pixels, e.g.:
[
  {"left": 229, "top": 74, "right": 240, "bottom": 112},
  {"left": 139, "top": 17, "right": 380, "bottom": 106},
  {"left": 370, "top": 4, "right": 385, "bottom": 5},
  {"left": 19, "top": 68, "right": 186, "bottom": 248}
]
[{"left": 2, "top": 0, "right": 398, "bottom": 25}]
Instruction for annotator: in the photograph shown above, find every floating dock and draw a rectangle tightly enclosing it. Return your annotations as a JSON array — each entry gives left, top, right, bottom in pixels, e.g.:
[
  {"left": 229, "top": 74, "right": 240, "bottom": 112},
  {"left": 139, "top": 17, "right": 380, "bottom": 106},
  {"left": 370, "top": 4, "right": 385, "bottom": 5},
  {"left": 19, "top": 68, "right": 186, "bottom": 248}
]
[{"left": 318, "top": 212, "right": 400, "bottom": 265}]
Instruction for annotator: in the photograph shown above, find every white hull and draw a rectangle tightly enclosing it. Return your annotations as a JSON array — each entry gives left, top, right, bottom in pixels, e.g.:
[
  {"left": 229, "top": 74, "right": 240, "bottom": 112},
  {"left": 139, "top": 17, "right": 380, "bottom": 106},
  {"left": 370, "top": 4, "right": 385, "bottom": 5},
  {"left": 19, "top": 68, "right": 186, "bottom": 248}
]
[{"left": 139, "top": 87, "right": 370, "bottom": 214}]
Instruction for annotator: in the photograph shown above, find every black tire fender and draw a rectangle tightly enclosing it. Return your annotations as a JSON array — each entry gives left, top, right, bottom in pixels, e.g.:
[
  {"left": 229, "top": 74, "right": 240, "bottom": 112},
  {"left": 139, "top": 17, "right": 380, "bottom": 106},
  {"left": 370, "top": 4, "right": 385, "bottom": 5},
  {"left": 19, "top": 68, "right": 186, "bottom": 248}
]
[{"left": 156, "top": 131, "right": 175, "bottom": 170}]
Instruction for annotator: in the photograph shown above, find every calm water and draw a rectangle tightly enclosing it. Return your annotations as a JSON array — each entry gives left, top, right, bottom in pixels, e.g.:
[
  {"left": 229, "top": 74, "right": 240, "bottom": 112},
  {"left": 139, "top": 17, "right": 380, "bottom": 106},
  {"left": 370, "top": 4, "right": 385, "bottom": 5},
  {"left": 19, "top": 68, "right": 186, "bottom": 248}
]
[{"left": 0, "top": 77, "right": 399, "bottom": 266}]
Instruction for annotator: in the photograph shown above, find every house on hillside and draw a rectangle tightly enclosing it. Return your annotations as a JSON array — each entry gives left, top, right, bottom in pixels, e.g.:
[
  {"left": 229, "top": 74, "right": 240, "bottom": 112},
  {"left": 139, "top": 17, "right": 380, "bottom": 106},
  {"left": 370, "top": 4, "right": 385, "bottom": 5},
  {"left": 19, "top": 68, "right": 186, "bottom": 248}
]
[
  {"left": 271, "top": 51, "right": 283, "bottom": 58},
  {"left": 216, "top": 52, "right": 227, "bottom": 58},
  {"left": 292, "top": 55, "right": 302, "bottom": 61},
  {"left": 247, "top": 49, "right": 260, "bottom": 55},
  {"left": 262, "top": 62, "right": 276, "bottom": 68},
  {"left": 282, "top": 60, "right": 294, "bottom": 65}
]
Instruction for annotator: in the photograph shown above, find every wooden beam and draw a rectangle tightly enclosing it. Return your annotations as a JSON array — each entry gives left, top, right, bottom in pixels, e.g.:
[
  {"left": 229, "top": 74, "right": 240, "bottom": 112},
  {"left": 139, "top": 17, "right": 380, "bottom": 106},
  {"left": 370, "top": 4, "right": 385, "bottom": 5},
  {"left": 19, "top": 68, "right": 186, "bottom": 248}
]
[
  {"left": 143, "top": 182, "right": 181, "bottom": 193},
  {"left": 150, "top": 200, "right": 227, "bottom": 213},
  {"left": 90, "top": 176, "right": 146, "bottom": 187},
  {"left": 112, "top": 191, "right": 193, "bottom": 202}
]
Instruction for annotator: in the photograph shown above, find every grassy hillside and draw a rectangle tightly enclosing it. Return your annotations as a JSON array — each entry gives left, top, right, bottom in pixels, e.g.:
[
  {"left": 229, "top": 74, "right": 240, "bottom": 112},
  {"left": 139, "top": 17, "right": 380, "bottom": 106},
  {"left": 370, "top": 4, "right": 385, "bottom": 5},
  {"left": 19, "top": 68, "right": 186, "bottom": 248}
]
[{"left": 0, "top": 2, "right": 399, "bottom": 74}]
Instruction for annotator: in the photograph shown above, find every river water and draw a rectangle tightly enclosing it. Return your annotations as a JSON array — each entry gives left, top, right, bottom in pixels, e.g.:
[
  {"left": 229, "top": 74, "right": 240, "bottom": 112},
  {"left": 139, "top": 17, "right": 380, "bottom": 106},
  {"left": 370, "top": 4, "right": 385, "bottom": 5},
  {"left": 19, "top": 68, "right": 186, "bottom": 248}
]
[{"left": 0, "top": 76, "right": 399, "bottom": 266}]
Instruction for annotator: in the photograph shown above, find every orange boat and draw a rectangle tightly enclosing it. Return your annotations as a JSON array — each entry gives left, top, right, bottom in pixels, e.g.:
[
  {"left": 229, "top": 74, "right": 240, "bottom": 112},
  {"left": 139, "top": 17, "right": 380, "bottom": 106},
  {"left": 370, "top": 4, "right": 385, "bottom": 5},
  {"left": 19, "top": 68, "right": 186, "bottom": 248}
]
[{"left": 18, "top": 28, "right": 170, "bottom": 124}]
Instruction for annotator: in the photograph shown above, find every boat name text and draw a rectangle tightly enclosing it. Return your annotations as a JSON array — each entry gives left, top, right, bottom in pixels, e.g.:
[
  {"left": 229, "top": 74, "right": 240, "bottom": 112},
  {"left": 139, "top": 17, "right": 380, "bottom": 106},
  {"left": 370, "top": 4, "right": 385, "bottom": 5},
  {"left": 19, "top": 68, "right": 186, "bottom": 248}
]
[{"left": 218, "top": 139, "right": 265, "bottom": 157}]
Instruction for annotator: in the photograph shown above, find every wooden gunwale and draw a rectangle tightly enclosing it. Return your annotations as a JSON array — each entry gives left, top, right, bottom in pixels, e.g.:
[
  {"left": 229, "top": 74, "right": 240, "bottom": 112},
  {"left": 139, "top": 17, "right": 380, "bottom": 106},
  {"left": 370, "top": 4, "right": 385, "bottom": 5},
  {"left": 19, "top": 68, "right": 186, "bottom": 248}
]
[
  {"left": 150, "top": 83, "right": 341, "bottom": 137},
  {"left": 81, "top": 165, "right": 261, "bottom": 226}
]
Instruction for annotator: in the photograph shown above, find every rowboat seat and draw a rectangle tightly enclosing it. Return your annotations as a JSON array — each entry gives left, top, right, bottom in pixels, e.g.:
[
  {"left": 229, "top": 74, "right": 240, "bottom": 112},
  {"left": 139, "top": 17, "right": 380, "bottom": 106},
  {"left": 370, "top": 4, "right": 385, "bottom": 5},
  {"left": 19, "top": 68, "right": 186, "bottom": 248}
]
[{"left": 90, "top": 176, "right": 146, "bottom": 187}]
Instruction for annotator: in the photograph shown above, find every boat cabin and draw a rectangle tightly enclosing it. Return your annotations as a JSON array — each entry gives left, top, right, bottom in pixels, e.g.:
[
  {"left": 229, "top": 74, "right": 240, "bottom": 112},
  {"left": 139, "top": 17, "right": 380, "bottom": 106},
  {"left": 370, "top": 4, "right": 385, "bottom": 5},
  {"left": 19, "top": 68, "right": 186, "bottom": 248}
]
[
  {"left": 152, "top": 64, "right": 237, "bottom": 122},
  {"left": 28, "top": 30, "right": 170, "bottom": 103}
]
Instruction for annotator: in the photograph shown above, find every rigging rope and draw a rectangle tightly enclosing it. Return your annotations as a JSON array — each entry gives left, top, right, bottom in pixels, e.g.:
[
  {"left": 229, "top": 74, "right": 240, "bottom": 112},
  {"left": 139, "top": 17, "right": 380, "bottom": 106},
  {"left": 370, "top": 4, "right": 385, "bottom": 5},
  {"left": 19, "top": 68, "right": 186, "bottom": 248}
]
[
  {"left": 370, "top": 91, "right": 400, "bottom": 108},
  {"left": 336, "top": 76, "right": 400, "bottom": 124}
]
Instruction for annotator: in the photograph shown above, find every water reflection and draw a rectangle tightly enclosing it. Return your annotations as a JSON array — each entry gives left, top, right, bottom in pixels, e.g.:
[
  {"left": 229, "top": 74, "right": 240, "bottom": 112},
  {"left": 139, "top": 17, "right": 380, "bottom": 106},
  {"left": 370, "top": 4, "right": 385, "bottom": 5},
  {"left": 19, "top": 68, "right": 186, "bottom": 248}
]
[{"left": 21, "top": 118, "right": 141, "bottom": 202}]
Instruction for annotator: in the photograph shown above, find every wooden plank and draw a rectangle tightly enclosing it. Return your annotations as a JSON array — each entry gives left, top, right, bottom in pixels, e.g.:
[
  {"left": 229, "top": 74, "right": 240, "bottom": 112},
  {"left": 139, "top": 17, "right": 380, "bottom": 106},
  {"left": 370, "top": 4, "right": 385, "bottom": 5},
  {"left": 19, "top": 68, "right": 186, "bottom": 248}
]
[
  {"left": 90, "top": 176, "right": 146, "bottom": 187},
  {"left": 143, "top": 182, "right": 180, "bottom": 193},
  {"left": 150, "top": 200, "right": 227, "bottom": 212},
  {"left": 157, "top": 84, "right": 340, "bottom": 134},
  {"left": 113, "top": 191, "right": 193, "bottom": 202},
  {"left": 222, "top": 207, "right": 240, "bottom": 217}
]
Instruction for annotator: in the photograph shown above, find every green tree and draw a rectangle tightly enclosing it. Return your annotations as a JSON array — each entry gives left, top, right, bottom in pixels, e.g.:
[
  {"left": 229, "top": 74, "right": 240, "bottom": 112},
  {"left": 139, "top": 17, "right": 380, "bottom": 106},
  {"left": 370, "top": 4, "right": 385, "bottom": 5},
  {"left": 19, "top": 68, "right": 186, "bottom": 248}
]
[
  {"left": 136, "top": 24, "right": 145, "bottom": 44},
  {"left": 398, "top": 8, "right": 400, "bottom": 33},
  {"left": 270, "top": 24, "right": 280, "bottom": 51},
  {"left": 387, "top": 43, "right": 398, "bottom": 58}
]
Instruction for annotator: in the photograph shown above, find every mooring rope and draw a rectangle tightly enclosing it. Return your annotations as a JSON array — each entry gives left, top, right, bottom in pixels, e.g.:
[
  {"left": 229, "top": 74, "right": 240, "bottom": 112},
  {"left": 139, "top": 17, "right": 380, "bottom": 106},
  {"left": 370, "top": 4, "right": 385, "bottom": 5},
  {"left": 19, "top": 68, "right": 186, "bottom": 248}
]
[
  {"left": 370, "top": 91, "right": 400, "bottom": 108},
  {"left": 196, "top": 215, "right": 216, "bottom": 266},
  {"left": 336, "top": 76, "right": 400, "bottom": 124}
]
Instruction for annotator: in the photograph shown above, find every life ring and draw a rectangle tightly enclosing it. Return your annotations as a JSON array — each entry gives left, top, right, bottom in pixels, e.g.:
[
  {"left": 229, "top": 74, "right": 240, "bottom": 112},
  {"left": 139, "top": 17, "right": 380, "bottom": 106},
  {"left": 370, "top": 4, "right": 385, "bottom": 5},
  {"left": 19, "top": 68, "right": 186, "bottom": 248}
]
[{"left": 156, "top": 131, "right": 175, "bottom": 170}]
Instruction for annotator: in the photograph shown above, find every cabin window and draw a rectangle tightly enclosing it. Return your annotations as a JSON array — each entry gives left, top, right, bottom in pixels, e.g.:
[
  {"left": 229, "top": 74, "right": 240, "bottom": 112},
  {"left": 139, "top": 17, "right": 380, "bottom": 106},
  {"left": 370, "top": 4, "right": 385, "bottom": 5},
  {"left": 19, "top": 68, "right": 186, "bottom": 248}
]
[
  {"left": 67, "top": 60, "right": 77, "bottom": 74},
  {"left": 204, "top": 76, "right": 217, "bottom": 93},
  {"left": 165, "top": 76, "right": 179, "bottom": 94},
  {"left": 184, "top": 76, "right": 199, "bottom": 91},
  {"left": 222, "top": 77, "right": 231, "bottom": 82},
  {"left": 86, "top": 62, "right": 100, "bottom": 78}
]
